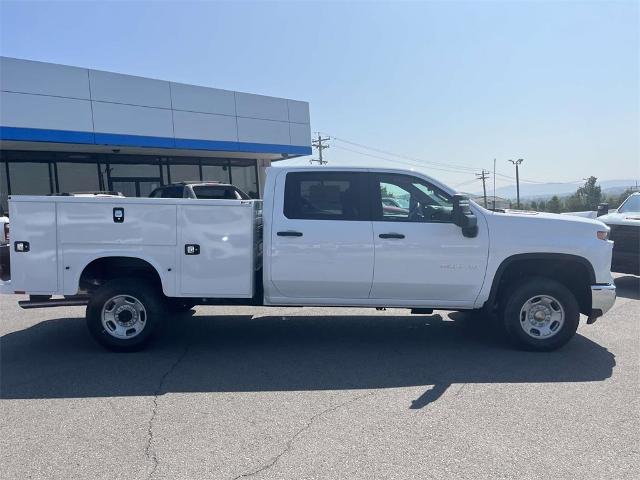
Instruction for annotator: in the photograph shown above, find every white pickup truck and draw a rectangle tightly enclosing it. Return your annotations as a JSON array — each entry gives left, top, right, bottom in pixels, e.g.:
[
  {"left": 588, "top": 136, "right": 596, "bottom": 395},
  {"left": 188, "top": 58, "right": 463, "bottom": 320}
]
[{"left": 0, "top": 166, "right": 616, "bottom": 352}]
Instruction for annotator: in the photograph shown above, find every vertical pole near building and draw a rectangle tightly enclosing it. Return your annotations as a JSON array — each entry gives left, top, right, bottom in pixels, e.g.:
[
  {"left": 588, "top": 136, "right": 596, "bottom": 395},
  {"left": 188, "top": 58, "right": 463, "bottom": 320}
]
[
  {"left": 492, "top": 158, "right": 496, "bottom": 210},
  {"left": 311, "top": 134, "right": 330, "bottom": 165},
  {"left": 509, "top": 158, "right": 524, "bottom": 209},
  {"left": 476, "top": 169, "right": 490, "bottom": 208}
]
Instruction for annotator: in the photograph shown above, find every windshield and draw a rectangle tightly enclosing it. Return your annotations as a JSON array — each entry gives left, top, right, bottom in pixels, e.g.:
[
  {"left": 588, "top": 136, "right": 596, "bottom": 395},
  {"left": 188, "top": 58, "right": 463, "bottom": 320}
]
[{"left": 618, "top": 194, "right": 640, "bottom": 213}]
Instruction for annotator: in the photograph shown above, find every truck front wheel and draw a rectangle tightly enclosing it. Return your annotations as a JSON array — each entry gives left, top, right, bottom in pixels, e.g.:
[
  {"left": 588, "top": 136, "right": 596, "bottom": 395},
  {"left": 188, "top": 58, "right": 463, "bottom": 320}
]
[
  {"left": 86, "top": 279, "right": 166, "bottom": 351},
  {"left": 502, "top": 277, "right": 580, "bottom": 351}
]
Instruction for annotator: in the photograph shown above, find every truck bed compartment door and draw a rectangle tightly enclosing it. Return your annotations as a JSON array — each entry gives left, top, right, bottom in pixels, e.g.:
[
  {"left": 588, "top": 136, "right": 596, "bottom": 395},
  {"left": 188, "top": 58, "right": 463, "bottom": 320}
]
[
  {"left": 9, "top": 201, "right": 58, "bottom": 293},
  {"left": 178, "top": 203, "right": 255, "bottom": 297}
]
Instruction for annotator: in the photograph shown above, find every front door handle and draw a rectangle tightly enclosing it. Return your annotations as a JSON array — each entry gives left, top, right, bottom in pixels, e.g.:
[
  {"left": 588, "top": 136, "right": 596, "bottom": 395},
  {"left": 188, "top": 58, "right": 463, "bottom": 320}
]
[
  {"left": 277, "top": 231, "right": 303, "bottom": 237},
  {"left": 379, "top": 233, "right": 405, "bottom": 239}
]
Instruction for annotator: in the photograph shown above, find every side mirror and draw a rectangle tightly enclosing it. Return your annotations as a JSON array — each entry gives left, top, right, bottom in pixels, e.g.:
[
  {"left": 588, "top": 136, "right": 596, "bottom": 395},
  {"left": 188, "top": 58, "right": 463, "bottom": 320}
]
[
  {"left": 452, "top": 194, "right": 478, "bottom": 238},
  {"left": 596, "top": 203, "right": 609, "bottom": 217}
]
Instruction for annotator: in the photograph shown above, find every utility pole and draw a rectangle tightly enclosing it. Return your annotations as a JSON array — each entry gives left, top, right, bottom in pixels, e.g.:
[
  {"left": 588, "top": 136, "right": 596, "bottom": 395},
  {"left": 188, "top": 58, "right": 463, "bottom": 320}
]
[
  {"left": 310, "top": 133, "right": 330, "bottom": 165},
  {"left": 476, "top": 169, "right": 490, "bottom": 208},
  {"left": 508, "top": 158, "right": 524, "bottom": 208},
  {"left": 492, "top": 158, "right": 496, "bottom": 210}
]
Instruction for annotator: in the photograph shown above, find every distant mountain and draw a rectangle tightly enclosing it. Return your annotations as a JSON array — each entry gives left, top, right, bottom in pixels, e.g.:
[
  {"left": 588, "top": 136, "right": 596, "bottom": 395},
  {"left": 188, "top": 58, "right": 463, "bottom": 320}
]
[{"left": 474, "top": 179, "right": 638, "bottom": 200}]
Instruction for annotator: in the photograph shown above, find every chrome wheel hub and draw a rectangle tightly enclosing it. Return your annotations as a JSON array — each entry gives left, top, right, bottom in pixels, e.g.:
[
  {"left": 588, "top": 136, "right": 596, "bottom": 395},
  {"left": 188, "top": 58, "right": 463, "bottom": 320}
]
[
  {"left": 101, "top": 295, "right": 147, "bottom": 339},
  {"left": 519, "top": 295, "right": 565, "bottom": 339}
]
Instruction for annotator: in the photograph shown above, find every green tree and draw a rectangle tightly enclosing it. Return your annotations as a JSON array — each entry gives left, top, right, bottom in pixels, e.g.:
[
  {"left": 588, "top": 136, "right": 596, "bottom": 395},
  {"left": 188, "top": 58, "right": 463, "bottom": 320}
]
[
  {"left": 565, "top": 193, "right": 584, "bottom": 212},
  {"left": 576, "top": 176, "right": 603, "bottom": 210},
  {"left": 530, "top": 200, "right": 538, "bottom": 211},
  {"left": 547, "top": 195, "right": 562, "bottom": 213}
]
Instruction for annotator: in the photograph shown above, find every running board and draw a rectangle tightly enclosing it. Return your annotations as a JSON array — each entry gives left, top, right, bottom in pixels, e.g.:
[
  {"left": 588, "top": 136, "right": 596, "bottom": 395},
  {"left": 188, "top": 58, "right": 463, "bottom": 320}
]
[
  {"left": 411, "top": 308, "right": 434, "bottom": 315},
  {"left": 19, "top": 297, "right": 89, "bottom": 309}
]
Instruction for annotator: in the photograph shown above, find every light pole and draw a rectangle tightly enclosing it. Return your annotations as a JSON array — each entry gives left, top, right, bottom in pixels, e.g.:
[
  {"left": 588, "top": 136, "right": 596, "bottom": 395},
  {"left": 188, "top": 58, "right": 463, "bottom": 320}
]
[{"left": 508, "top": 158, "right": 524, "bottom": 208}]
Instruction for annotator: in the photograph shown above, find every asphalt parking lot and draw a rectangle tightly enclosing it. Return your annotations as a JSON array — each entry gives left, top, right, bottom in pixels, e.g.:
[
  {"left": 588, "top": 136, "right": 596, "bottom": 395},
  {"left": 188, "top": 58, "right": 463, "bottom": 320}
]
[{"left": 1, "top": 274, "right": 638, "bottom": 480}]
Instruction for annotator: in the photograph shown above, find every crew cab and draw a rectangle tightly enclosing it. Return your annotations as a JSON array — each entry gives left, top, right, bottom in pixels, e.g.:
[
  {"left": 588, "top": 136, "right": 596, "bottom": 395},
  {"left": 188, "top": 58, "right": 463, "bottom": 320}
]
[{"left": 0, "top": 166, "right": 616, "bottom": 352}]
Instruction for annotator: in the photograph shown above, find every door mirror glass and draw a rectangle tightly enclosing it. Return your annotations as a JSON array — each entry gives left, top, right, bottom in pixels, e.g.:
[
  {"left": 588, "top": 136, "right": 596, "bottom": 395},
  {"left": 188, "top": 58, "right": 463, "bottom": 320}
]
[{"left": 452, "top": 194, "right": 478, "bottom": 238}]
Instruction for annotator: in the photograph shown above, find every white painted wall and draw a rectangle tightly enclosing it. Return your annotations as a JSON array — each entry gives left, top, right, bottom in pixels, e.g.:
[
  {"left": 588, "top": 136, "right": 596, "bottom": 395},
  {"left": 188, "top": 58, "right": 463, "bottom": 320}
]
[
  {"left": 0, "top": 57, "right": 311, "bottom": 150},
  {"left": 237, "top": 117, "right": 291, "bottom": 145},
  {"left": 0, "top": 91, "right": 94, "bottom": 131},
  {"left": 170, "top": 82, "right": 236, "bottom": 116},
  {"left": 91, "top": 102, "right": 174, "bottom": 137}
]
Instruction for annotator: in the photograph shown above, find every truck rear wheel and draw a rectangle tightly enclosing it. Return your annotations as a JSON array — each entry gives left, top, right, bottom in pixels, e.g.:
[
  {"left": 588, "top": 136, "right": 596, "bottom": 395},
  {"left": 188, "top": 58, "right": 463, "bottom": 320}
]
[
  {"left": 86, "top": 279, "right": 166, "bottom": 351},
  {"left": 502, "top": 277, "right": 580, "bottom": 351}
]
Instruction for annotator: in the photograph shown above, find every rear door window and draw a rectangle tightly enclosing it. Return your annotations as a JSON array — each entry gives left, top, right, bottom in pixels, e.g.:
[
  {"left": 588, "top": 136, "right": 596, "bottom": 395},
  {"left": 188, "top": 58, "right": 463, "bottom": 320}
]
[
  {"left": 160, "top": 186, "right": 184, "bottom": 198},
  {"left": 193, "top": 185, "right": 240, "bottom": 199},
  {"left": 284, "top": 172, "right": 369, "bottom": 221}
]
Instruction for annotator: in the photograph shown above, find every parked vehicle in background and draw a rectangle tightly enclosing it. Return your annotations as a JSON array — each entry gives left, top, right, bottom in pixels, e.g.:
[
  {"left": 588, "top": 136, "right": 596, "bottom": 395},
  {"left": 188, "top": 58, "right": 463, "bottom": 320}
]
[
  {"left": 0, "top": 166, "right": 617, "bottom": 353},
  {"left": 51, "top": 191, "right": 124, "bottom": 198},
  {"left": 381, "top": 196, "right": 410, "bottom": 216},
  {"left": 149, "top": 182, "right": 251, "bottom": 200},
  {"left": 597, "top": 192, "right": 640, "bottom": 275},
  {"left": 0, "top": 212, "right": 8, "bottom": 245}
]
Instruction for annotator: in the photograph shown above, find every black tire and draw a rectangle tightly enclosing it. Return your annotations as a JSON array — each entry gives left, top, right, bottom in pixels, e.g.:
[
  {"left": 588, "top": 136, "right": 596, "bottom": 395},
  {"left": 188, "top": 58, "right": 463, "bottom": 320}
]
[
  {"left": 501, "top": 277, "right": 580, "bottom": 351},
  {"left": 86, "top": 278, "right": 166, "bottom": 351}
]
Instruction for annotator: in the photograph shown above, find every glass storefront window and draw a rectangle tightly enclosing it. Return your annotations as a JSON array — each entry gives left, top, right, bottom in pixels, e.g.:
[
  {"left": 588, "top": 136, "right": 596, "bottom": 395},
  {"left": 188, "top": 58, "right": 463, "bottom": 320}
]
[
  {"left": 108, "top": 163, "right": 160, "bottom": 178},
  {"left": 230, "top": 162, "right": 259, "bottom": 198},
  {"left": 8, "top": 162, "right": 51, "bottom": 195},
  {"left": 0, "top": 151, "right": 262, "bottom": 204},
  {"left": 0, "top": 162, "right": 8, "bottom": 213},
  {"left": 56, "top": 162, "right": 100, "bottom": 193},
  {"left": 169, "top": 164, "right": 200, "bottom": 183},
  {"left": 202, "top": 164, "right": 230, "bottom": 184}
]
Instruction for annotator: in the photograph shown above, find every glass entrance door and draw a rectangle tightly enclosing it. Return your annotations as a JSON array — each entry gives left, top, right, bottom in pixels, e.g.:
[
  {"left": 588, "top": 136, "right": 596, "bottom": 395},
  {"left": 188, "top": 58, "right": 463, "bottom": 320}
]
[{"left": 110, "top": 178, "right": 161, "bottom": 197}]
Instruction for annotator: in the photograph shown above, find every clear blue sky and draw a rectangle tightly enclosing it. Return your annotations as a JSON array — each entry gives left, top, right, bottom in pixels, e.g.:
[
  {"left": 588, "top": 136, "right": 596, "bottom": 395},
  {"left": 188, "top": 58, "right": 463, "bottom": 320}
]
[{"left": 1, "top": 0, "right": 638, "bottom": 189}]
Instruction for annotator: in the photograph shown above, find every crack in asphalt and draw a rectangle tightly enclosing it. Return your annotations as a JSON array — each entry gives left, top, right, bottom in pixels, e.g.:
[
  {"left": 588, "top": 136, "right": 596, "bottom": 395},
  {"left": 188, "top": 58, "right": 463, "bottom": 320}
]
[
  {"left": 145, "top": 344, "right": 190, "bottom": 480},
  {"left": 232, "top": 391, "right": 375, "bottom": 480}
]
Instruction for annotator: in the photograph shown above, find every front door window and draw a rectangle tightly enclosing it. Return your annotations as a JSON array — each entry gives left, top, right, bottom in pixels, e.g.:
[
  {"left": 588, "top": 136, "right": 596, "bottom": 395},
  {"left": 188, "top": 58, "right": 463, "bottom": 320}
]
[
  {"left": 111, "top": 178, "right": 161, "bottom": 197},
  {"left": 374, "top": 174, "right": 454, "bottom": 223}
]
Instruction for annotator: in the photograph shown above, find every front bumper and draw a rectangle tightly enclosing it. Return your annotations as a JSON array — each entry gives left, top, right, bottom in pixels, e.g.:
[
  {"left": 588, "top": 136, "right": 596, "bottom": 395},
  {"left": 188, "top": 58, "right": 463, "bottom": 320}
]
[{"left": 588, "top": 284, "right": 617, "bottom": 323}]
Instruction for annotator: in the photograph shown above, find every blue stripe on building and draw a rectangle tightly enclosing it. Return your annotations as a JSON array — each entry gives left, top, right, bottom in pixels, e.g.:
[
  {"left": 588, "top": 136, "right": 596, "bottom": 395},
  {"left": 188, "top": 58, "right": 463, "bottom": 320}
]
[{"left": 0, "top": 126, "right": 312, "bottom": 156}]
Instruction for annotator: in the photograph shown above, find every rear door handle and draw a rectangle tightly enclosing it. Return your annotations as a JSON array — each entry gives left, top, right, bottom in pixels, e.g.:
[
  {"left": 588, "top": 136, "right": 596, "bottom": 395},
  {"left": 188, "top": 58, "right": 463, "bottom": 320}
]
[
  {"left": 379, "top": 233, "right": 405, "bottom": 239},
  {"left": 277, "top": 231, "right": 303, "bottom": 237}
]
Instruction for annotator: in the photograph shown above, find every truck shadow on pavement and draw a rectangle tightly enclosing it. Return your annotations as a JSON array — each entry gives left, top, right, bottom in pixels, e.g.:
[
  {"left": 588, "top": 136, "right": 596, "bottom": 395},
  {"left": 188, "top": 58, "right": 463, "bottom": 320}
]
[{"left": 0, "top": 311, "right": 616, "bottom": 409}]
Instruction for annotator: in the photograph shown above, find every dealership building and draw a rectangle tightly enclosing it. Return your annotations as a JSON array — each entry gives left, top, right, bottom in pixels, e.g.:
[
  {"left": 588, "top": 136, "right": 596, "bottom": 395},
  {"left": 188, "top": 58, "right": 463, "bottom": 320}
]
[{"left": 0, "top": 56, "right": 312, "bottom": 211}]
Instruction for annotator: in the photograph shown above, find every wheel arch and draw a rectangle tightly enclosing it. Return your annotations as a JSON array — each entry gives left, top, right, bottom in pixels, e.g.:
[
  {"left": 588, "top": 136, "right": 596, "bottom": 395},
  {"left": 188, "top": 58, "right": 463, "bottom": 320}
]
[
  {"left": 486, "top": 253, "right": 595, "bottom": 315},
  {"left": 76, "top": 255, "right": 170, "bottom": 296}
]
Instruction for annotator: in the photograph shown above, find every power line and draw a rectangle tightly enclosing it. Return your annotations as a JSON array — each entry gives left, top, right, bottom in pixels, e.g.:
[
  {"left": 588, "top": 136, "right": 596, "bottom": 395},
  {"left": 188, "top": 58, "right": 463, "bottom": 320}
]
[
  {"left": 331, "top": 145, "right": 482, "bottom": 176},
  {"left": 323, "top": 132, "right": 587, "bottom": 187},
  {"left": 325, "top": 134, "right": 480, "bottom": 173},
  {"left": 452, "top": 178, "right": 480, "bottom": 188}
]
